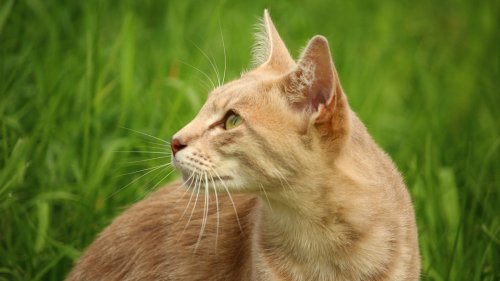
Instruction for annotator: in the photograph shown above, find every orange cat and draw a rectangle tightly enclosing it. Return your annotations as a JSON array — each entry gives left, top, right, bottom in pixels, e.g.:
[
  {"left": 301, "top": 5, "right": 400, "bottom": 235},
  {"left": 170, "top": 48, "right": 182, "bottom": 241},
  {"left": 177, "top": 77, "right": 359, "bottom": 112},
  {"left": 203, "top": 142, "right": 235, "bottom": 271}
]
[{"left": 66, "top": 10, "right": 420, "bottom": 281}]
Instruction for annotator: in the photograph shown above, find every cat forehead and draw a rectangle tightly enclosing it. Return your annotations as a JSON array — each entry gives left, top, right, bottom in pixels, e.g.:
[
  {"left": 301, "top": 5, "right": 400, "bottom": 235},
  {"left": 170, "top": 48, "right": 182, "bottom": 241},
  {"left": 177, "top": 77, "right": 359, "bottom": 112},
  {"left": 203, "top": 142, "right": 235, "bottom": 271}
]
[{"left": 204, "top": 75, "right": 274, "bottom": 112}]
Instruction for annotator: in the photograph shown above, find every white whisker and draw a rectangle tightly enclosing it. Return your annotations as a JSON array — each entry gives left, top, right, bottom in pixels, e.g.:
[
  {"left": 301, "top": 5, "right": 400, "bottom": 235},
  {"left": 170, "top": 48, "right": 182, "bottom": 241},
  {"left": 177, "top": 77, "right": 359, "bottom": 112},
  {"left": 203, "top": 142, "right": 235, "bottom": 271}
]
[
  {"left": 178, "top": 172, "right": 196, "bottom": 198},
  {"left": 211, "top": 168, "right": 243, "bottom": 234},
  {"left": 210, "top": 171, "right": 220, "bottom": 252},
  {"left": 196, "top": 76, "right": 212, "bottom": 92},
  {"left": 143, "top": 145, "right": 171, "bottom": 153},
  {"left": 259, "top": 183, "right": 272, "bottom": 211},
  {"left": 148, "top": 168, "right": 176, "bottom": 193},
  {"left": 184, "top": 175, "right": 202, "bottom": 238},
  {"left": 120, "top": 127, "right": 169, "bottom": 145},
  {"left": 140, "top": 139, "right": 171, "bottom": 147},
  {"left": 273, "top": 168, "right": 296, "bottom": 196},
  {"left": 125, "top": 155, "right": 171, "bottom": 164},
  {"left": 179, "top": 60, "right": 216, "bottom": 89},
  {"left": 167, "top": 177, "right": 189, "bottom": 198},
  {"left": 116, "top": 163, "right": 171, "bottom": 177},
  {"left": 176, "top": 174, "right": 200, "bottom": 243},
  {"left": 171, "top": 175, "right": 192, "bottom": 202},
  {"left": 108, "top": 164, "right": 169, "bottom": 199},
  {"left": 195, "top": 172, "right": 210, "bottom": 251},
  {"left": 114, "top": 150, "right": 171, "bottom": 154},
  {"left": 130, "top": 166, "right": 174, "bottom": 204},
  {"left": 179, "top": 174, "right": 198, "bottom": 219},
  {"left": 132, "top": 140, "right": 171, "bottom": 150},
  {"left": 190, "top": 41, "right": 221, "bottom": 87},
  {"left": 219, "top": 22, "right": 227, "bottom": 85}
]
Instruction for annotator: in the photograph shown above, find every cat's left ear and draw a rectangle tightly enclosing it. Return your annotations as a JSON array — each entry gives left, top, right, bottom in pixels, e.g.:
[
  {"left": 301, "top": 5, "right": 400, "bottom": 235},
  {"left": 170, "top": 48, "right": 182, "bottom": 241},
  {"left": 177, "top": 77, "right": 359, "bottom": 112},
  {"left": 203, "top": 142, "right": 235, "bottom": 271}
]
[{"left": 282, "top": 36, "right": 342, "bottom": 121}]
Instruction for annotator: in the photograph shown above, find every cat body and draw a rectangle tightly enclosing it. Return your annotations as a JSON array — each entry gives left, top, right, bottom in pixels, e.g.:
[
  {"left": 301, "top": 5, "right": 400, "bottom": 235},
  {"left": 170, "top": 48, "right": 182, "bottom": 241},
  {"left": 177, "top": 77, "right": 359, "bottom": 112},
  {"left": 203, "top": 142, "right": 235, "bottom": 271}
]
[{"left": 67, "top": 10, "right": 420, "bottom": 281}]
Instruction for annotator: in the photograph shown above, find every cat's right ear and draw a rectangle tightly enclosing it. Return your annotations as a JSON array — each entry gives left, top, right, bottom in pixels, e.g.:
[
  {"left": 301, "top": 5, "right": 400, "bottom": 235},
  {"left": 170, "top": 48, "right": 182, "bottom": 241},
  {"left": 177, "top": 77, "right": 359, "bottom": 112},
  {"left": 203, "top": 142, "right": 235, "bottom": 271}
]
[{"left": 252, "top": 9, "right": 295, "bottom": 72}]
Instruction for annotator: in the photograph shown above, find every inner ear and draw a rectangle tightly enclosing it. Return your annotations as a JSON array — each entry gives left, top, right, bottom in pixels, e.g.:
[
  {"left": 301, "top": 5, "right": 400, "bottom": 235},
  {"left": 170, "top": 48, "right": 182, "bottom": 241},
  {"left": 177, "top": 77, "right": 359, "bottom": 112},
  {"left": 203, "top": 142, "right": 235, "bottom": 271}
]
[{"left": 282, "top": 36, "right": 336, "bottom": 113}]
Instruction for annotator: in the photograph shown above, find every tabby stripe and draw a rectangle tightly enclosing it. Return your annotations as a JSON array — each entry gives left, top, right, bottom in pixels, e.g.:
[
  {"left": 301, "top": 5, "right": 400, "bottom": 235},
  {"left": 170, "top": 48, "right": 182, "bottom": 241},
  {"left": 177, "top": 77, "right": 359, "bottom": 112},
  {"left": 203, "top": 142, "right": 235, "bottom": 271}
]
[
  {"left": 214, "top": 142, "right": 275, "bottom": 184},
  {"left": 233, "top": 151, "right": 275, "bottom": 183}
]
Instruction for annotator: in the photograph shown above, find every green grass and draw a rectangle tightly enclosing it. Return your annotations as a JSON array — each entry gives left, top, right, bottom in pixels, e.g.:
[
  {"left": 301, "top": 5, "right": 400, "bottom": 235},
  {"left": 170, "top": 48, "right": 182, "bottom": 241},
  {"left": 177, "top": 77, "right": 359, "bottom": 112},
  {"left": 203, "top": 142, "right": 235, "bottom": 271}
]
[{"left": 0, "top": 0, "right": 498, "bottom": 280}]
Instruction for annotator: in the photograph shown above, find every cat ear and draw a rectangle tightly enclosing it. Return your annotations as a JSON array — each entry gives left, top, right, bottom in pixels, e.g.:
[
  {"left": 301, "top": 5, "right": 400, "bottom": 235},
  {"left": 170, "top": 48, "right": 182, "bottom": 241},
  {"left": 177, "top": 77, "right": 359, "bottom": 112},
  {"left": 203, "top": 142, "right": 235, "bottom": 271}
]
[
  {"left": 284, "top": 36, "right": 350, "bottom": 154},
  {"left": 283, "top": 35, "right": 340, "bottom": 118},
  {"left": 252, "top": 9, "right": 295, "bottom": 72}
]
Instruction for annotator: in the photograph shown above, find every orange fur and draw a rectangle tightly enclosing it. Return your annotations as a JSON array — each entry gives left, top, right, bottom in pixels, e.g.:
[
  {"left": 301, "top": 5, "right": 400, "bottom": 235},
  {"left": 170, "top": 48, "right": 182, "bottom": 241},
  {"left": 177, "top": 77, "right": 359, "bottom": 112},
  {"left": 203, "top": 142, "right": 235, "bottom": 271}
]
[{"left": 67, "top": 10, "right": 420, "bottom": 281}]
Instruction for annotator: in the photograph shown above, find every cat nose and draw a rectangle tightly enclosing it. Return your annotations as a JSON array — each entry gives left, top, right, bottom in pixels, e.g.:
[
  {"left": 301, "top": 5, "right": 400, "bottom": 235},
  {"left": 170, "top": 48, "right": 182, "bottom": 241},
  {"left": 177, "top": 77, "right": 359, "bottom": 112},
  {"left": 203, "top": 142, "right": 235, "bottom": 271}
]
[{"left": 171, "top": 138, "right": 187, "bottom": 156}]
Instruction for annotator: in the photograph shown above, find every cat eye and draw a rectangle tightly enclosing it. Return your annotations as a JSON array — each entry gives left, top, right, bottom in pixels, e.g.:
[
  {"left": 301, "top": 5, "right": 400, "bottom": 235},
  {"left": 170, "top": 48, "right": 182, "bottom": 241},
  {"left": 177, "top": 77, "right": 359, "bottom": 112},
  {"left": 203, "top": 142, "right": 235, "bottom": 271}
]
[{"left": 224, "top": 111, "right": 243, "bottom": 130}]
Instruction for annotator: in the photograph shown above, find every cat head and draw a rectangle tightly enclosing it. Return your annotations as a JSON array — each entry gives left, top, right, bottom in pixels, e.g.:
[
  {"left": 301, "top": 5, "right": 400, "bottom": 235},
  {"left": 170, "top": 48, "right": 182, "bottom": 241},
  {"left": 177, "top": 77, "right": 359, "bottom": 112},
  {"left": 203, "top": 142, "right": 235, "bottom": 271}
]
[{"left": 171, "top": 10, "right": 351, "bottom": 194}]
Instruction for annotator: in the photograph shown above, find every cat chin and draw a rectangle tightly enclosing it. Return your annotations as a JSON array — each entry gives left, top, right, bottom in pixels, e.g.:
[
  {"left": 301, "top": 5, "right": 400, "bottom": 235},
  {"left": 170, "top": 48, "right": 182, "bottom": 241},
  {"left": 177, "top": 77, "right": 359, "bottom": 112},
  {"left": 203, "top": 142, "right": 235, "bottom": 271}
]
[
  {"left": 182, "top": 173, "right": 233, "bottom": 187},
  {"left": 179, "top": 173, "right": 257, "bottom": 194}
]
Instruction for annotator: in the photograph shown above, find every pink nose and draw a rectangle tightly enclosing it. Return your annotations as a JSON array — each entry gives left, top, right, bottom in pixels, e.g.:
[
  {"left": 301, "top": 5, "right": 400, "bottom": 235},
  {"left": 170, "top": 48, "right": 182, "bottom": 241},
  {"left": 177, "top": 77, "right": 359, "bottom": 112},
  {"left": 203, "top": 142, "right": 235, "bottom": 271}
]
[{"left": 171, "top": 138, "right": 186, "bottom": 156}]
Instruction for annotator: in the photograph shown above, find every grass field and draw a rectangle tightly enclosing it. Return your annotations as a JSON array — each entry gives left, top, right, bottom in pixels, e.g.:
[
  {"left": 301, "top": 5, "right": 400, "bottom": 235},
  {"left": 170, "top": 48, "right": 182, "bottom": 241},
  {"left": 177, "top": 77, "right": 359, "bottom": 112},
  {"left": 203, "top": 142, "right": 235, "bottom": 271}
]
[{"left": 0, "top": 0, "right": 498, "bottom": 280}]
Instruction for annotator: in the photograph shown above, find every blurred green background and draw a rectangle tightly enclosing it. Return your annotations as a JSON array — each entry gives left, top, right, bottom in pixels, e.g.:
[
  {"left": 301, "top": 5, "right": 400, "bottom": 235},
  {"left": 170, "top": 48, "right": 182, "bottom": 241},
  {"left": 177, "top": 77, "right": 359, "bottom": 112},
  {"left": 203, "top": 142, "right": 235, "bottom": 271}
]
[{"left": 0, "top": 0, "right": 498, "bottom": 280}]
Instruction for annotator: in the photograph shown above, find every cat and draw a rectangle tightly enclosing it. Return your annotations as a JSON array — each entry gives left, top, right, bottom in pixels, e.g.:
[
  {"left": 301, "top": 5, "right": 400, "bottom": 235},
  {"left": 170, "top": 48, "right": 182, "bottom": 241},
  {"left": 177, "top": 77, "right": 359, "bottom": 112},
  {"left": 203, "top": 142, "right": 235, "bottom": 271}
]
[{"left": 66, "top": 10, "right": 420, "bottom": 281}]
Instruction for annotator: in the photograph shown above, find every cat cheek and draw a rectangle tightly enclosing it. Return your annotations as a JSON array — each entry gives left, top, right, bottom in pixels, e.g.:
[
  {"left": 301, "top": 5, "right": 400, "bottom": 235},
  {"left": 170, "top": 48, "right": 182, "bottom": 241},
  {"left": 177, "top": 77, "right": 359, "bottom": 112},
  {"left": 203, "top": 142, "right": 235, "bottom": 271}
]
[
  {"left": 211, "top": 133, "right": 242, "bottom": 153},
  {"left": 217, "top": 137, "right": 236, "bottom": 147}
]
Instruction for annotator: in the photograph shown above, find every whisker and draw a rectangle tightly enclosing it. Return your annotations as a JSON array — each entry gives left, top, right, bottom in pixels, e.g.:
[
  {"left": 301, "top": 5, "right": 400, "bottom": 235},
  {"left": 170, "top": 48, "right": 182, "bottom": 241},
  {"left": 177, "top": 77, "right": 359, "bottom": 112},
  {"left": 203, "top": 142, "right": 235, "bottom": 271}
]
[
  {"left": 183, "top": 172, "right": 196, "bottom": 186},
  {"left": 184, "top": 175, "right": 202, "bottom": 239},
  {"left": 259, "top": 183, "right": 273, "bottom": 211},
  {"left": 196, "top": 76, "right": 212, "bottom": 92},
  {"left": 179, "top": 60, "right": 216, "bottom": 89},
  {"left": 108, "top": 164, "right": 169, "bottom": 199},
  {"left": 168, "top": 182, "right": 187, "bottom": 198},
  {"left": 124, "top": 155, "right": 171, "bottom": 164},
  {"left": 130, "top": 139, "right": 171, "bottom": 149},
  {"left": 114, "top": 150, "right": 171, "bottom": 154},
  {"left": 120, "top": 127, "right": 169, "bottom": 145},
  {"left": 147, "top": 168, "right": 176, "bottom": 194},
  {"left": 142, "top": 145, "right": 171, "bottom": 153},
  {"left": 210, "top": 170, "right": 220, "bottom": 252},
  {"left": 130, "top": 166, "right": 174, "bottom": 204},
  {"left": 176, "top": 174, "right": 200, "bottom": 243},
  {"left": 172, "top": 173, "right": 195, "bottom": 206},
  {"left": 195, "top": 172, "right": 210, "bottom": 251},
  {"left": 174, "top": 174, "right": 190, "bottom": 193},
  {"left": 273, "top": 168, "right": 296, "bottom": 196},
  {"left": 190, "top": 41, "right": 221, "bottom": 87},
  {"left": 178, "top": 172, "right": 196, "bottom": 192},
  {"left": 211, "top": 168, "right": 243, "bottom": 234},
  {"left": 178, "top": 174, "right": 198, "bottom": 220},
  {"left": 116, "top": 163, "right": 171, "bottom": 177},
  {"left": 219, "top": 21, "right": 227, "bottom": 85},
  {"left": 132, "top": 141, "right": 170, "bottom": 150}
]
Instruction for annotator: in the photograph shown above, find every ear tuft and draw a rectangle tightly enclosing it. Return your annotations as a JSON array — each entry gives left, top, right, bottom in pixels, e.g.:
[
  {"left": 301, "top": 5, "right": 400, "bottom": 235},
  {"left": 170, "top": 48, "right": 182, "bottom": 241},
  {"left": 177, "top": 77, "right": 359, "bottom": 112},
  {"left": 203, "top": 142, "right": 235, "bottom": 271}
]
[
  {"left": 251, "top": 9, "right": 295, "bottom": 72},
  {"left": 251, "top": 13, "right": 271, "bottom": 67}
]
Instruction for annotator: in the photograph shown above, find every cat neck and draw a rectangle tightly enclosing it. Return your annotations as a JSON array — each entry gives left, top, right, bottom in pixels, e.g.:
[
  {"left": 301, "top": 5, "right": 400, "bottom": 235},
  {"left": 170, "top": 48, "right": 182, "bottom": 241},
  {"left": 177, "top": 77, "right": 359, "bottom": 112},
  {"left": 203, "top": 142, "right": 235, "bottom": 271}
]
[
  {"left": 251, "top": 180, "right": 349, "bottom": 280},
  {"left": 250, "top": 167, "right": 392, "bottom": 280},
  {"left": 258, "top": 195, "right": 346, "bottom": 254}
]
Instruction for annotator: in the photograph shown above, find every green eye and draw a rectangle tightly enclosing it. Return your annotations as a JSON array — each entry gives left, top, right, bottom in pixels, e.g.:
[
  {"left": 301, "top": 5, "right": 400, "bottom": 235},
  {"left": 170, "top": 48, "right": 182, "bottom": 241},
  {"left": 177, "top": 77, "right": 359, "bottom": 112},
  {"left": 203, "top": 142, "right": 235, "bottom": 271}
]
[{"left": 224, "top": 112, "right": 243, "bottom": 130}]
